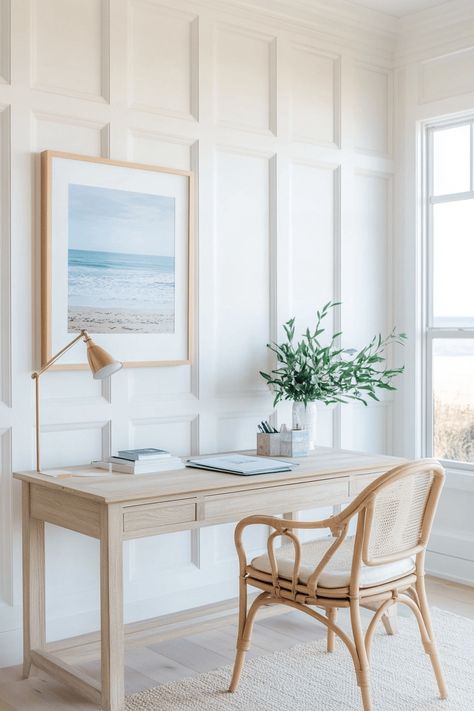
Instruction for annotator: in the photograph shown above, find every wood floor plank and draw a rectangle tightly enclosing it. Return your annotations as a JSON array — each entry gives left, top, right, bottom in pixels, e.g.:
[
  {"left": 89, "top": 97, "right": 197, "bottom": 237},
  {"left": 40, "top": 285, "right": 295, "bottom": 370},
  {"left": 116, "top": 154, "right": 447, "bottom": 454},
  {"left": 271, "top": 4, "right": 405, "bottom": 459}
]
[
  {"left": 0, "top": 676, "right": 97, "bottom": 711},
  {"left": 426, "top": 578, "right": 474, "bottom": 617},
  {"left": 234, "top": 620, "right": 312, "bottom": 652},
  {"left": 77, "top": 657, "right": 162, "bottom": 696},
  {"left": 183, "top": 626, "right": 269, "bottom": 660},
  {"left": 258, "top": 610, "right": 328, "bottom": 642},
  {"left": 125, "top": 646, "right": 198, "bottom": 685},
  {"left": 148, "top": 637, "right": 232, "bottom": 673},
  {"left": 0, "top": 667, "right": 22, "bottom": 685}
]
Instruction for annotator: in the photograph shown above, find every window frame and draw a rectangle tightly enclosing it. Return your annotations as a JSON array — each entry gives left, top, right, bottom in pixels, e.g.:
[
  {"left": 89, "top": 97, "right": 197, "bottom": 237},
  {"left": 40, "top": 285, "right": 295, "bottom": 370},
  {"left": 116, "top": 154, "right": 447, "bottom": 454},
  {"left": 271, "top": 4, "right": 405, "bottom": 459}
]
[{"left": 422, "top": 116, "right": 474, "bottom": 473}]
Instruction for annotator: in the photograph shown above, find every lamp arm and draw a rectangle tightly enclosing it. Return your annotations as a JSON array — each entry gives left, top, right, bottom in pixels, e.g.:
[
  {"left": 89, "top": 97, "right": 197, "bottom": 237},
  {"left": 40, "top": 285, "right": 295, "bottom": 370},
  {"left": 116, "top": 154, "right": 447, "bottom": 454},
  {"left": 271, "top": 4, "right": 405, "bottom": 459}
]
[
  {"left": 31, "top": 329, "right": 89, "bottom": 472},
  {"left": 32, "top": 330, "right": 89, "bottom": 379}
]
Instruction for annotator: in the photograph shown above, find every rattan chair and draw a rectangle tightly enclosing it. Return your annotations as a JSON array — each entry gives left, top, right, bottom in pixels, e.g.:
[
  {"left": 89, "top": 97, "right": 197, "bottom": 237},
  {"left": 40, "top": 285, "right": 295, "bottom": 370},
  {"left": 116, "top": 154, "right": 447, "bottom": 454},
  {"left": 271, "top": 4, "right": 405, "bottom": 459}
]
[{"left": 228, "top": 459, "right": 447, "bottom": 711}]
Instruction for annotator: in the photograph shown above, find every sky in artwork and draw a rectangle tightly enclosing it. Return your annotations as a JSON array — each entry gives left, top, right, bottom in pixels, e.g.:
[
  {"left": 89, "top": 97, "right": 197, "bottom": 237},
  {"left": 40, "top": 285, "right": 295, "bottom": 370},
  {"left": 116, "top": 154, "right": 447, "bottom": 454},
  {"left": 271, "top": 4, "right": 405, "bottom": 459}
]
[{"left": 68, "top": 183, "right": 175, "bottom": 257}]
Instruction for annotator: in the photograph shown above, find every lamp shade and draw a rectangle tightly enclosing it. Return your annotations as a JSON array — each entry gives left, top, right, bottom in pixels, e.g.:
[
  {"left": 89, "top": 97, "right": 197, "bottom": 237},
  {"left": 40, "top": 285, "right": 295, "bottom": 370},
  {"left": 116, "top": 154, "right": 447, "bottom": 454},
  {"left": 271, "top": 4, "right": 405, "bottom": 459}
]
[{"left": 85, "top": 336, "right": 122, "bottom": 379}]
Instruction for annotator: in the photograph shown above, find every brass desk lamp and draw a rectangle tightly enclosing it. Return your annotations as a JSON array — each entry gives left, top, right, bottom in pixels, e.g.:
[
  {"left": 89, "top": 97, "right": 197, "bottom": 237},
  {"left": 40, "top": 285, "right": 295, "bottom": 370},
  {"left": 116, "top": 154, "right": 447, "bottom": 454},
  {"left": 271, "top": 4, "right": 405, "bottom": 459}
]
[{"left": 32, "top": 330, "right": 122, "bottom": 472}]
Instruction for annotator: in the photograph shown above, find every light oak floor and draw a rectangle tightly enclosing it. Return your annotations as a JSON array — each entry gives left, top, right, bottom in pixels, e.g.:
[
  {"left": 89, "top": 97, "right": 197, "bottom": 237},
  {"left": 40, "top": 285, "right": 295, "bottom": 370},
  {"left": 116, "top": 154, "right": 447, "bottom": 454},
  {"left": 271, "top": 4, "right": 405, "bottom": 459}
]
[{"left": 0, "top": 576, "right": 472, "bottom": 711}]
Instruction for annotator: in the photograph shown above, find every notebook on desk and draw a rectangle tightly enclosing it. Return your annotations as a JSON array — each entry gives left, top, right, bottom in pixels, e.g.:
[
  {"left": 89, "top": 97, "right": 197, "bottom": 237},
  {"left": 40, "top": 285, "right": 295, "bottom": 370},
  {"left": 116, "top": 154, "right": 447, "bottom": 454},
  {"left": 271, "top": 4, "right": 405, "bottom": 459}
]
[{"left": 185, "top": 454, "right": 298, "bottom": 476}]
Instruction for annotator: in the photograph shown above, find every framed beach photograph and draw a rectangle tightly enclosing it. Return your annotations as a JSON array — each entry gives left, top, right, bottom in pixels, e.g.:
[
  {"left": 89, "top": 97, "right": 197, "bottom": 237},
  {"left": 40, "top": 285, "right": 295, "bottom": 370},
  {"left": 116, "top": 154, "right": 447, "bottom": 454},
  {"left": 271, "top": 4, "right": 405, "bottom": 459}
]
[{"left": 40, "top": 151, "right": 193, "bottom": 368}]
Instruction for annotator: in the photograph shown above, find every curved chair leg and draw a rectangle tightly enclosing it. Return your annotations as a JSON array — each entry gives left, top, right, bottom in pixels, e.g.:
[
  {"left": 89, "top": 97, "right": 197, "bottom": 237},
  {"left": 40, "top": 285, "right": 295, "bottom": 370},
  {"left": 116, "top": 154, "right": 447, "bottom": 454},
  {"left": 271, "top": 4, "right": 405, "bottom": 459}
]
[
  {"left": 416, "top": 578, "right": 448, "bottom": 700},
  {"left": 363, "top": 600, "right": 398, "bottom": 636},
  {"left": 327, "top": 608, "right": 337, "bottom": 652},
  {"left": 229, "top": 591, "right": 271, "bottom": 692},
  {"left": 350, "top": 599, "right": 372, "bottom": 711},
  {"left": 229, "top": 648, "right": 246, "bottom": 693}
]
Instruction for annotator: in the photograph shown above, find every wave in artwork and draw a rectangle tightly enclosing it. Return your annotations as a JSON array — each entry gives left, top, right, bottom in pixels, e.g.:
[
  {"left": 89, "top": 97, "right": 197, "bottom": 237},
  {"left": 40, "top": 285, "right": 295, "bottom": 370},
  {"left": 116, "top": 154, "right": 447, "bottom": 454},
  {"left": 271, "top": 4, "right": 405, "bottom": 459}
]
[{"left": 68, "top": 249, "right": 175, "bottom": 334}]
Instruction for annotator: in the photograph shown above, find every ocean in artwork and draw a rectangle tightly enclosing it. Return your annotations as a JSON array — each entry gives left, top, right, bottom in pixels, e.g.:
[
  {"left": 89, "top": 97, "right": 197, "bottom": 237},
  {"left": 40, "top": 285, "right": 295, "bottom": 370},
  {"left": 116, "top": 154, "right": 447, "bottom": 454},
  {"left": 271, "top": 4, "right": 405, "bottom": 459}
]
[
  {"left": 67, "top": 183, "right": 176, "bottom": 334},
  {"left": 68, "top": 249, "right": 175, "bottom": 333}
]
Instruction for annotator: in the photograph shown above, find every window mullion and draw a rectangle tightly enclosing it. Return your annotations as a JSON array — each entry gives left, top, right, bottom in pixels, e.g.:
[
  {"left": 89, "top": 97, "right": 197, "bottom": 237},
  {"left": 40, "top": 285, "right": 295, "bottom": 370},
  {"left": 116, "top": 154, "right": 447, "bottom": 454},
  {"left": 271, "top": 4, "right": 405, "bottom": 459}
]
[
  {"left": 430, "top": 191, "right": 474, "bottom": 204},
  {"left": 428, "top": 328, "right": 474, "bottom": 338}
]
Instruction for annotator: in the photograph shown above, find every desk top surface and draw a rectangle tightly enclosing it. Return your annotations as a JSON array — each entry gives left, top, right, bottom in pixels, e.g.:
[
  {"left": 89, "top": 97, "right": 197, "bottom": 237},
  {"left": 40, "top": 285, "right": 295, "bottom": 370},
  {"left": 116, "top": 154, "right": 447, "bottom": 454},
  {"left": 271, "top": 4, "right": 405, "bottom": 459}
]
[{"left": 13, "top": 447, "right": 406, "bottom": 504}]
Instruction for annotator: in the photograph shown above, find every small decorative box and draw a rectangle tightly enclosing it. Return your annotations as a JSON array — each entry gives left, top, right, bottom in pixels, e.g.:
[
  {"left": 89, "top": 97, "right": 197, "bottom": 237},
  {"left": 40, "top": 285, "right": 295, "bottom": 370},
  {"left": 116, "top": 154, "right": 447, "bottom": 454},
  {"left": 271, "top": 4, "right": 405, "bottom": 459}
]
[
  {"left": 257, "top": 432, "right": 281, "bottom": 457},
  {"left": 280, "top": 428, "right": 309, "bottom": 457}
]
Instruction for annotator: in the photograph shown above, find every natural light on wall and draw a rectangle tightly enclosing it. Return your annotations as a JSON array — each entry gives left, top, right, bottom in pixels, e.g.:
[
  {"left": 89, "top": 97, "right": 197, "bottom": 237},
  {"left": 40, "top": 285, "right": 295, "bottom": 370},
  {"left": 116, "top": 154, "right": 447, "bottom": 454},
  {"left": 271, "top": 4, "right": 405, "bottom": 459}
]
[{"left": 427, "top": 120, "right": 474, "bottom": 466}]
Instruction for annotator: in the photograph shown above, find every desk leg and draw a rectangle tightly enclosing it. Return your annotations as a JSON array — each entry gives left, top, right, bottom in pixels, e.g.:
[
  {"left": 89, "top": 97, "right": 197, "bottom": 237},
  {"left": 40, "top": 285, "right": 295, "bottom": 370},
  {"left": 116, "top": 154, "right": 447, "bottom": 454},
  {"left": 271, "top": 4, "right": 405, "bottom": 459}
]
[
  {"left": 22, "top": 482, "right": 45, "bottom": 678},
  {"left": 100, "top": 504, "right": 124, "bottom": 711}
]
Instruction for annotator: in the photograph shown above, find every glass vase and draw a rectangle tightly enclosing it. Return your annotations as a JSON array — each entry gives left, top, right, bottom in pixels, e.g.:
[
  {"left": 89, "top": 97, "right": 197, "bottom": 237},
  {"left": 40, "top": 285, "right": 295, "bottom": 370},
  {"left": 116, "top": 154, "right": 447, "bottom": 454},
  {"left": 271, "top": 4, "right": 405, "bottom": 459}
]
[{"left": 292, "top": 401, "right": 317, "bottom": 450}]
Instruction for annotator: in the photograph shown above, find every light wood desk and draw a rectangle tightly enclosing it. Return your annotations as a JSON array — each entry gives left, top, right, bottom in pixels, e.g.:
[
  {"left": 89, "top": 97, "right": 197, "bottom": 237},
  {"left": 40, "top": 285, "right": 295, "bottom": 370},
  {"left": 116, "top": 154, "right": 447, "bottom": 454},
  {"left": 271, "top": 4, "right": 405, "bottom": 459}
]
[{"left": 14, "top": 446, "right": 405, "bottom": 711}]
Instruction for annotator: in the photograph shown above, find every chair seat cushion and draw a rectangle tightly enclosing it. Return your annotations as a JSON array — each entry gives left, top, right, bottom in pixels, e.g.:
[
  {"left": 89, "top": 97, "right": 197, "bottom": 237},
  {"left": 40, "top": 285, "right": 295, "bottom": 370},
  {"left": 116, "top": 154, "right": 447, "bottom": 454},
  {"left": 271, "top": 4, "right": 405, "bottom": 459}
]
[{"left": 250, "top": 536, "right": 415, "bottom": 590}]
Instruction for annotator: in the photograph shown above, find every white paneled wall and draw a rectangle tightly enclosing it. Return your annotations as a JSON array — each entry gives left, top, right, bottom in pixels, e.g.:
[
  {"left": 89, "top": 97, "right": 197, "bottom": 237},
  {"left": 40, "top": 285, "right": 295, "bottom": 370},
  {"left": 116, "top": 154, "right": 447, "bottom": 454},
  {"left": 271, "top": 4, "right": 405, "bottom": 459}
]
[
  {"left": 0, "top": 0, "right": 396, "bottom": 664},
  {"left": 354, "top": 63, "right": 391, "bottom": 155},
  {"left": 290, "top": 46, "right": 339, "bottom": 146}
]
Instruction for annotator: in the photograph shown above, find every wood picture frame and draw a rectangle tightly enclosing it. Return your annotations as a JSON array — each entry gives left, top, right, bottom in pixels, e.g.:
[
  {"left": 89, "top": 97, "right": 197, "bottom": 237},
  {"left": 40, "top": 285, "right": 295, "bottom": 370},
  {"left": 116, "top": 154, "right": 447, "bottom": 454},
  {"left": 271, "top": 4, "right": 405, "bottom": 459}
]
[{"left": 40, "top": 150, "right": 194, "bottom": 370}]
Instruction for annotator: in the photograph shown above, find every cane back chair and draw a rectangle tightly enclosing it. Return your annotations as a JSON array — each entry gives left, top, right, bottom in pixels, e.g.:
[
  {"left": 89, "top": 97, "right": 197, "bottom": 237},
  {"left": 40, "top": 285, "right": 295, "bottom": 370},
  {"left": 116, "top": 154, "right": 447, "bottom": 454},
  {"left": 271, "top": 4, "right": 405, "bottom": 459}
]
[{"left": 228, "top": 459, "right": 447, "bottom": 711}]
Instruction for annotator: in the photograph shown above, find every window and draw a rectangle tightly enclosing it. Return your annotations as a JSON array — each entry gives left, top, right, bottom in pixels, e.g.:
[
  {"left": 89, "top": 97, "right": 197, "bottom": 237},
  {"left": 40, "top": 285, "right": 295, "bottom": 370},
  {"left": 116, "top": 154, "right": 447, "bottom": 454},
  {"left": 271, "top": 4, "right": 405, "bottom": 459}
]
[{"left": 425, "top": 119, "right": 474, "bottom": 468}]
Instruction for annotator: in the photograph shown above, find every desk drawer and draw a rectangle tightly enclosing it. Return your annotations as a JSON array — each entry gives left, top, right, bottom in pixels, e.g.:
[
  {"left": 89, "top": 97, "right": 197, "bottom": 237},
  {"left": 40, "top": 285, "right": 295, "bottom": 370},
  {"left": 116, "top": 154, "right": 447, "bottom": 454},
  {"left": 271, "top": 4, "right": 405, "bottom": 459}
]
[
  {"left": 123, "top": 500, "right": 196, "bottom": 537},
  {"left": 204, "top": 479, "right": 349, "bottom": 523}
]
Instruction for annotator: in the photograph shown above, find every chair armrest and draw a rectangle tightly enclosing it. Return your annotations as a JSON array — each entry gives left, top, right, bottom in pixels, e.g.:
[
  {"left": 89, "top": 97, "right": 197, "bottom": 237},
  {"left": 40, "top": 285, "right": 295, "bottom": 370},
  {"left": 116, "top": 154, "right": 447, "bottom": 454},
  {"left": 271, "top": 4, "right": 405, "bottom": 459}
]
[
  {"left": 234, "top": 514, "right": 339, "bottom": 576},
  {"left": 234, "top": 512, "right": 351, "bottom": 597}
]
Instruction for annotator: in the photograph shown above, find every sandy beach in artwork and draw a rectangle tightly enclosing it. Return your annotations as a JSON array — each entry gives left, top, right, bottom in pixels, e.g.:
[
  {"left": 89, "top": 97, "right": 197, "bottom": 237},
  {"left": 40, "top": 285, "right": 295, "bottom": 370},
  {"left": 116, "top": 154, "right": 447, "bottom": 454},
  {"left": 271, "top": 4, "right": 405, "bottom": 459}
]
[{"left": 68, "top": 306, "right": 174, "bottom": 334}]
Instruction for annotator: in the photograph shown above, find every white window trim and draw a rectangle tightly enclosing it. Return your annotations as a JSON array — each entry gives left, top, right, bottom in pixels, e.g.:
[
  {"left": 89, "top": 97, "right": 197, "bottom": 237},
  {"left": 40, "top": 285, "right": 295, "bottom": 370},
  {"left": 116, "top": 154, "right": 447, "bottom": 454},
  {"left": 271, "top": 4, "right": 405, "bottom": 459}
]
[{"left": 421, "top": 115, "right": 474, "bottom": 474}]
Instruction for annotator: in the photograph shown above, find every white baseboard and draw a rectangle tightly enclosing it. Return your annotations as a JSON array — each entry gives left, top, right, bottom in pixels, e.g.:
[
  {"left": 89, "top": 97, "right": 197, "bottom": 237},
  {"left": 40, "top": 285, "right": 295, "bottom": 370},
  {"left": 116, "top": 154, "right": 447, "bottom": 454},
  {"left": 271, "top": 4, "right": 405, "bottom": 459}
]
[
  {"left": 0, "top": 628, "right": 22, "bottom": 668},
  {"left": 426, "top": 550, "right": 474, "bottom": 587},
  {"left": 429, "top": 530, "right": 474, "bottom": 561},
  {"left": 426, "top": 523, "right": 474, "bottom": 587}
]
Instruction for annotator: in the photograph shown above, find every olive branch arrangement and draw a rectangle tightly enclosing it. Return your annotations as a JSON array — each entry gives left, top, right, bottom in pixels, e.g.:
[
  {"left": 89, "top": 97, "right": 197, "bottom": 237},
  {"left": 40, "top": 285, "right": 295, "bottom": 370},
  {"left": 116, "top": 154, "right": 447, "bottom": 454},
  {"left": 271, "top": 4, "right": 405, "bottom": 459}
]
[{"left": 260, "top": 301, "right": 406, "bottom": 407}]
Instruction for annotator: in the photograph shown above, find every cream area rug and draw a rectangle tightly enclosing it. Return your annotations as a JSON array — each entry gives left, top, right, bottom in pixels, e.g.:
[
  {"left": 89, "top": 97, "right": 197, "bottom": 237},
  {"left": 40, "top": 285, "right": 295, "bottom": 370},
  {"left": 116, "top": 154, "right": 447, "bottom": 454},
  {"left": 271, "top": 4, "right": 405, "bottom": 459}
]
[{"left": 126, "top": 609, "right": 473, "bottom": 710}]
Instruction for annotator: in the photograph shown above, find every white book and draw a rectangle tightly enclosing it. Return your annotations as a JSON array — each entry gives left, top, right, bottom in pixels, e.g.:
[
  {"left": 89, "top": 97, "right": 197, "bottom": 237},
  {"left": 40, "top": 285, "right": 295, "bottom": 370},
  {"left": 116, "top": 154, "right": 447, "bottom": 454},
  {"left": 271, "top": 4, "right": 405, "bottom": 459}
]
[{"left": 93, "top": 457, "right": 183, "bottom": 475}]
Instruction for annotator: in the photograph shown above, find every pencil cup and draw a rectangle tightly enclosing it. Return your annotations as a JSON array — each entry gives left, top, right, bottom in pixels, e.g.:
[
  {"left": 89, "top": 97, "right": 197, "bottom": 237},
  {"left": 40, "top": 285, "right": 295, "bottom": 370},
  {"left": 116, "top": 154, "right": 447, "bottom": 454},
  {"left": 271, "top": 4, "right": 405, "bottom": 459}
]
[
  {"left": 280, "top": 429, "right": 309, "bottom": 457},
  {"left": 257, "top": 432, "right": 281, "bottom": 457}
]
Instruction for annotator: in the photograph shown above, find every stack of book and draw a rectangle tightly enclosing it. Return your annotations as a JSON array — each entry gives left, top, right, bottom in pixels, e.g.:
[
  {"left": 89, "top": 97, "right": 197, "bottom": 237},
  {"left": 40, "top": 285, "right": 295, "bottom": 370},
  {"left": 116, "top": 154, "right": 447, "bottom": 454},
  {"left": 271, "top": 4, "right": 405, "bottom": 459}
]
[{"left": 94, "top": 448, "right": 183, "bottom": 475}]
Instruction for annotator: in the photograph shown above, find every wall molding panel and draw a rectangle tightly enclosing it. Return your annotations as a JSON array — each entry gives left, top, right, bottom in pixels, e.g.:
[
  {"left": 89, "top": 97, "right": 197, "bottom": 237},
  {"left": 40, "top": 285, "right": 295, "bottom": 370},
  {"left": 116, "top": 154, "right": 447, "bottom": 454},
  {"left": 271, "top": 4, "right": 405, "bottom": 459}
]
[
  {"left": 353, "top": 62, "right": 392, "bottom": 157},
  {"left": 30, "top": 0, "right": 110, "bottom": 102},
  {"left": 32, "top": 111, "right": 110, "bottom": 157},
  {"left": 418, "top": 47, "right": 474, "bottom": 104},
  {"left": 128, "top": 0, "right": 199, "bottom": 120},
  {"left": 0, "top": 0, "right": 399, "bottom": 665},
  {"left": 0, "top": 0, "right": 10, "bottom": 85},
  {"left": 0, "top": 104, "right": 11, "bottom": 408},
  {"left": 214, "top": 146, "right": 274, "bottom": 398},
  {"left": 130, "top": 414, "right": 199, "bottom": 456},
  {"left": 290, "top": 44, "right": 341, "bottom": 147},
  {"left": 215, "top": 23, "right": 277, "bottom": 135},
  {"left": 39, "top": 420, "right": 112, "bottom": 470},
  {"left": 288, "top": 159, "right": 339, "bottom": 326},
  {"left": 0, "top": 428, "right": 12, "bottom": 607}
]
